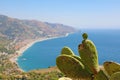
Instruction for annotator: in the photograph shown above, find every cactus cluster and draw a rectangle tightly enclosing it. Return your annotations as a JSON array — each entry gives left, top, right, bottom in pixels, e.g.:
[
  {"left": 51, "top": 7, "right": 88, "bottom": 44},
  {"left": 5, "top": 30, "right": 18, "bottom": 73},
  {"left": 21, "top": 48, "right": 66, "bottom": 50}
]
[{"left": 56, "top": 33, "right": 120, "bottom": 80}]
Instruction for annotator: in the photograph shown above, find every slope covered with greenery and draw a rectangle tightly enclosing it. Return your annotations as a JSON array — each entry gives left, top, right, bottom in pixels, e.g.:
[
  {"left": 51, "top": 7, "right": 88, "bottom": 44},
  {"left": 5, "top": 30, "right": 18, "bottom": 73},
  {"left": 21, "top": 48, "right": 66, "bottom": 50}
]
[
  {"left": 0, "top": 14, "right": 75, "bottom": 54},
  {"left": 0, "top": 14, "right": 74, "bottom": 79}
]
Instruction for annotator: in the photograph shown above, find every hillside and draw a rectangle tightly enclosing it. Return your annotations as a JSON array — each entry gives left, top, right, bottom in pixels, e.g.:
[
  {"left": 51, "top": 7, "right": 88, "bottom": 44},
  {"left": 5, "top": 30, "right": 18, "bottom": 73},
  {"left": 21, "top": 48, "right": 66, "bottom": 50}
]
[
  {"left": 0, "top": 15, "right": 75, "bottom": 53},
  {"left": 0, "top": 15, "right": 75, "bottom": 79},
  {"left": 0, "top": 15, "right": 75, "bottom": 41}
]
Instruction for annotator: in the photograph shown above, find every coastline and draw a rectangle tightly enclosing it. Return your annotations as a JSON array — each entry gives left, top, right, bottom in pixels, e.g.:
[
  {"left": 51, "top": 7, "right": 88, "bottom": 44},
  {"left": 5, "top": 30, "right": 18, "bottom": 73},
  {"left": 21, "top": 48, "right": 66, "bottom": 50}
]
[{"left": 9, "top": 33, "right": 71, "bottom": 72}]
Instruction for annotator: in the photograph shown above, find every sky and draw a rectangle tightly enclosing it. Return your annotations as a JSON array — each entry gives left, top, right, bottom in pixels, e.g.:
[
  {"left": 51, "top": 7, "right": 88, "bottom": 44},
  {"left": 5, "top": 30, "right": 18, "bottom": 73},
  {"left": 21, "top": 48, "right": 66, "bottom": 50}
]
[{"left": 0, "top": 0, "right": 120, "bottom": 29}]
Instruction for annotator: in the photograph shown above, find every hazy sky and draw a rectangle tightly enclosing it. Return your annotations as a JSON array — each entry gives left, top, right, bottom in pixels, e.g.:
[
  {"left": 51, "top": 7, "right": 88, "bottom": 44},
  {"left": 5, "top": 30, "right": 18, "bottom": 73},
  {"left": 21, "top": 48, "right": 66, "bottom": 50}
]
[{"left": 0, "top": 0, "right": 120, "bottom": 29}]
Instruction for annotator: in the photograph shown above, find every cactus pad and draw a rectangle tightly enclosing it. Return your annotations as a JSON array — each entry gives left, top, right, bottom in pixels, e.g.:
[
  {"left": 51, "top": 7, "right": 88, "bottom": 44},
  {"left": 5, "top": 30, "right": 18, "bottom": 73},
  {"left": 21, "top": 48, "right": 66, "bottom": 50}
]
[
  {"left": 103, "top": 61, "right": 120, "bottom": 76},
  {"left": 110, "top": 72, "right": 120, "bottom": 80},
  {"left": 82, "top": 33, "right": 88, "bottom": 40},
  {"left": 61, "top": 47, "right": 75, "bottom": 56},
  {"left": 94, "top": 69, "right": 109, "bottom": 80},
  {"left": 56, "top": 55, "right": 91, "bottom": 79},
  {"left": 78, "top": 38, "right": 99, "bottom": 74},
  {"left": 72, "top": 55, "right": 82, "bottom": 62}
]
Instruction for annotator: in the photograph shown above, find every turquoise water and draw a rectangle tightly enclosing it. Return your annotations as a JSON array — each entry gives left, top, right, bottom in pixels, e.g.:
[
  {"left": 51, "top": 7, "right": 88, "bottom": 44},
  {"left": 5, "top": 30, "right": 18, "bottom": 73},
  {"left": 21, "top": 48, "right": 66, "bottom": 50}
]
[{"left": 17, "top": 29, "right": 120, "bottom": 72}]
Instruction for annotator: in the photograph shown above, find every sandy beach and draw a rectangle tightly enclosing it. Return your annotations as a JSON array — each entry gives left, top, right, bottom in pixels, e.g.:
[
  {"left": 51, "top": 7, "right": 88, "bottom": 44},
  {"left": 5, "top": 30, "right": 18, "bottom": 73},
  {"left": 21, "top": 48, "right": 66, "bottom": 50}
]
[
  {"left": 15, "top": 34, "right": 69, "bottom": 61},
  {"left": 9, "top": 33, "right": 70, "bottom": 72},
  {"left": 9, "top": 37, "right": 52, "bottom": 71},
  {"left": 9, "top": 38, "right": 61, "bottom": 71}
]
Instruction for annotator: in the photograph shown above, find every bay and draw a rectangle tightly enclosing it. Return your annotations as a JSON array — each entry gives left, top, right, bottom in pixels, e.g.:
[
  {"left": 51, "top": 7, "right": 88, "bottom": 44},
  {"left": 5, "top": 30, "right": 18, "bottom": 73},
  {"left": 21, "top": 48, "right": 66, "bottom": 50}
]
[{"left": 17, "top": 29, "right": 120, "bottom": 72}]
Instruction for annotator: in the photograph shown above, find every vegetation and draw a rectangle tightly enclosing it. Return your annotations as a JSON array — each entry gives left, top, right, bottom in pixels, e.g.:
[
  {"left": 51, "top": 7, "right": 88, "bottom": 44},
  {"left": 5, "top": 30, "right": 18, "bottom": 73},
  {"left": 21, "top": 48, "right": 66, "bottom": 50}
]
[
  {"left": 0, "top": 54, "right": 21, "bottom": 74},
  {"left": 0, "top": 71, "right": 63, "bottom": 80},
  {"left": 0, "top": 37, "right": 15, "bottom": 54},
  {"left": 0, "top": 54, "right": 63, "bottom": 80},
  {"left": 56, "top": 33, "right": 120, "bottom": 80},
  {"left": 0, "top": 15, "right": 75, "bottom": 42},
  {"left": 0, "top": 14, "right": 77, "bottom": 79},
  {"left": 0, "top": 14, "right": 75, "bottom": 54}
]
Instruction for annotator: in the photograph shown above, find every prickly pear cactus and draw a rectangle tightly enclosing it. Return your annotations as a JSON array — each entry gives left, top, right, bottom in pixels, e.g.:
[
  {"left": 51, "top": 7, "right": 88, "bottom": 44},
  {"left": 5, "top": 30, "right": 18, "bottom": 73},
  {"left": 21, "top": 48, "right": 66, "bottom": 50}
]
[
  {"left": 61, "top": 46, "right": 75, "bottom": 56},
  {"left": 103, "top": 61, "right": 120, "bottom": 76},
  {"left": 56, "top": 55, "right": 91, "bottom": 80},
  {"left": 110, "top": 72, "right": 120, "bottom": 80},
  {"left": 56, "top": 33, "right": 120, "bottom": 80},
  {"left": 78, "top": 33, "right": 99, "bottom": 74}
]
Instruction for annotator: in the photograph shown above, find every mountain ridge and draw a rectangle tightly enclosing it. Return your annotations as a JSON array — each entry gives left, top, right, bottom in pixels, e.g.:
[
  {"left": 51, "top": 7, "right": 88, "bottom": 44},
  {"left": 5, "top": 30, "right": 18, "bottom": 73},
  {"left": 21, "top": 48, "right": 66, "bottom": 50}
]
[
  {"left": 0, "top": 14, "right": 75, "bottom": 79},
  {"left": 0, "top": 14, "right": 75, "bottom": 53},
  {"left": 0, "top": 14, "right": 75, "bottom": 39}
]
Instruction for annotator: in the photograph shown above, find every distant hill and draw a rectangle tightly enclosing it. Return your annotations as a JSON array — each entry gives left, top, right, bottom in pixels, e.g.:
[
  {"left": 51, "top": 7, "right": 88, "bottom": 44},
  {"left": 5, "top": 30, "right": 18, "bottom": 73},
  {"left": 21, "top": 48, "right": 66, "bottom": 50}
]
[
  {"left": 0, "top": 15, "right": 75, "bottom": 41},
  {"left": 0, "top": 14, "right": 75, "bottom": 53}
]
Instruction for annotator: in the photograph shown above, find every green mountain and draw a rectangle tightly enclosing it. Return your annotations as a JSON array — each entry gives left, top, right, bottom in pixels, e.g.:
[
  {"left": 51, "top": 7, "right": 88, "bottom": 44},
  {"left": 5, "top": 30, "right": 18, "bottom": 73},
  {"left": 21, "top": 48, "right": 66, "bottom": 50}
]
[
  {"left": 0, "top": 15, "right": 75, "bottom": 53},
  {"left": 0, "top": 15, "right": 75, "bottom": 40},
  {"left": 0, "top": 14, "right": 76, "bottom": 79}
]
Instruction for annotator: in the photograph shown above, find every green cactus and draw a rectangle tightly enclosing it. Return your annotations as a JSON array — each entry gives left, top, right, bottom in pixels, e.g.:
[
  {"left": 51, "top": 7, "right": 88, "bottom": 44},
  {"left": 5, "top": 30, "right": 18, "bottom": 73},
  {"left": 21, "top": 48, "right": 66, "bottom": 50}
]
[
  {"left": 72, "top": 55, "right": 82, "bottom": 62},
  {"left": 78, "top": 33, "right": 99, "bottom": 74},
  {"left": 56, "top": 55, "right": 92, "bottom": 80},
  {"left": 61, "top": 46, "right": 75, "bottom": 56},
  {"left": 56, "top": 33, "right": 120, "bottom": 80},
  {"left": 82, "top": 33, "right": 88, "bottom": 40},
  {"left": 110, "top": 72, "right": 120, "bottom": 80},
  {"left": 94, "top": 69, "right": 109, "bottom": 80},
  {"left": 103, "top": 61, "right": 120, "bottom": 76}
]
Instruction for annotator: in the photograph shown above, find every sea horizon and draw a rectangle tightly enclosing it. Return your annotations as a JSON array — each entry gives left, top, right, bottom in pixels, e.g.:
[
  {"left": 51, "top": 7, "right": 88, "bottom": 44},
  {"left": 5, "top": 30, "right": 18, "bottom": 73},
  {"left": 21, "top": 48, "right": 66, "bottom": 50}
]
[{"left": 17, "top": 29, "right": 120, "bottom": 72}]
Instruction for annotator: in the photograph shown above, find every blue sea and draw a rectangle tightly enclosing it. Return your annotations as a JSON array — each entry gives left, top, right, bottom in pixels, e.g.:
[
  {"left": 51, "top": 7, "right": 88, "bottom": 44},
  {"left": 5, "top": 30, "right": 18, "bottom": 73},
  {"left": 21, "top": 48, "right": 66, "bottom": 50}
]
[{"left": 17, "top": 29, "right": 120, "bottom": 72}]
